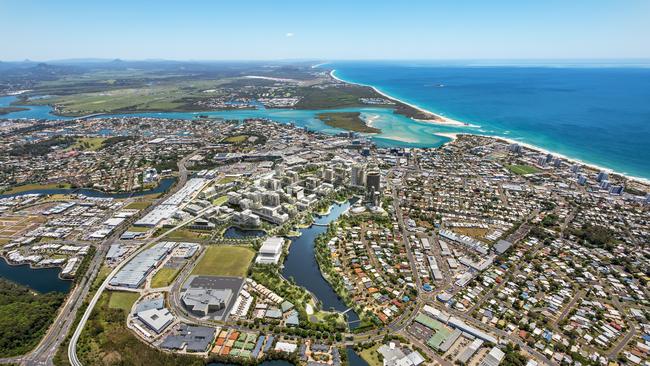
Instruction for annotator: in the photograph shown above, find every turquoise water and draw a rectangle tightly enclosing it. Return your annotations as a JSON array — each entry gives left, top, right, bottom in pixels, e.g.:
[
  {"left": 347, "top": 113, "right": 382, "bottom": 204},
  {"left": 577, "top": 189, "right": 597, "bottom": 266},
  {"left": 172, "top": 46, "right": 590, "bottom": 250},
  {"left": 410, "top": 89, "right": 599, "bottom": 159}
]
[
  {"left": 0, "top": 95, "right": 457, "bottom": 148},
  {"left": 3, "top": 61, "right": 650, "bottom": 180},
  {"left": 329, "top": 61, "right": 650, "bottom": 180}
]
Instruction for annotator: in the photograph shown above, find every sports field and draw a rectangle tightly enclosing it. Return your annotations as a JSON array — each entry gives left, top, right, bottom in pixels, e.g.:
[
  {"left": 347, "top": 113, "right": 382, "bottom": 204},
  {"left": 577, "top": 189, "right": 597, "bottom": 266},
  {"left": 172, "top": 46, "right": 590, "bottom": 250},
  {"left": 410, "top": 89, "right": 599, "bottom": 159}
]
[{"left": 506, "top": 164, "right": 540, "bottom": 175}]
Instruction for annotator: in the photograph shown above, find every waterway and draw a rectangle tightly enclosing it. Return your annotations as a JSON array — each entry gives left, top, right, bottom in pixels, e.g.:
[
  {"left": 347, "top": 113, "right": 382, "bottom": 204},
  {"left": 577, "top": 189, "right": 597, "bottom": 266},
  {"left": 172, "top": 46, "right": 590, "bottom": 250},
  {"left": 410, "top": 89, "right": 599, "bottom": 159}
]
[
  {"left": 0, "top": 177, "right": 176, "bottom": 199},
  {"left": 223, "top": 226, "right": 266, "bottom": 239},
  {"left": 0, "top": 257, "right": 72, "bottom": 293},
  {"left": 281, "top": 199, "right": 361, "bottom": 328},
  {"left": 0, "top": 95, "right": 457, "bottom": 149},
  {"left": 347, "top": 347, "right": 370, "bottom": 366}
]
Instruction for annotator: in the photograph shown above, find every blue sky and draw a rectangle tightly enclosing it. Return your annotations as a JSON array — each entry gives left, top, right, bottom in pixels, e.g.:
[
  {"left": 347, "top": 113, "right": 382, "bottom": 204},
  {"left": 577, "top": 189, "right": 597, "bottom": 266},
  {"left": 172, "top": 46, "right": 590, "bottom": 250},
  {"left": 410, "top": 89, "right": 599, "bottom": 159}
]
[{"left": 2, "top": 0, "right": 649, "bottom": 61}]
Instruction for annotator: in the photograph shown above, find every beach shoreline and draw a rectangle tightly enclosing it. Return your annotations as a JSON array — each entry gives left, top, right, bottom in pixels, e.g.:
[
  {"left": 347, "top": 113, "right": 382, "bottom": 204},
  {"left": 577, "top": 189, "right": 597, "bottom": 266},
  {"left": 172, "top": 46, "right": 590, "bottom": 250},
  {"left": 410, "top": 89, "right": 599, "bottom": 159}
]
[
  {"left": 444, "top": 133, "right": 650, "bottom": 186},
  {"left": 329, "top": 70, "right": 472, "bottom": 127},
  {"left": 326, "top": 68, "right": 649, "bottom": 187}
]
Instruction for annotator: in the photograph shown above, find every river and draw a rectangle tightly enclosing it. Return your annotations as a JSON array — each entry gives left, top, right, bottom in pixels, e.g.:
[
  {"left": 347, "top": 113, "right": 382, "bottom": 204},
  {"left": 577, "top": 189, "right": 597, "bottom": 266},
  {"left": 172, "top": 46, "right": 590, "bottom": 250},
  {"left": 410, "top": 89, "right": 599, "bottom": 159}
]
[
  {"left": 281, "top": 199, "right": 361, "bottom": 328},
  {"left": 0, "top": 95, "right": 456, "bottom": 149}
]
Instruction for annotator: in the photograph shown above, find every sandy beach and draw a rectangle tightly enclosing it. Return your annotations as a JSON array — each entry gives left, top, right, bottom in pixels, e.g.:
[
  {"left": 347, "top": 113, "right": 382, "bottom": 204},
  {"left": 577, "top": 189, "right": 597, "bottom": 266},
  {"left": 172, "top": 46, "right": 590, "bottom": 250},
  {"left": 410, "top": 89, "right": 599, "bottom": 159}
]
[
  {"left": 444, "top": 133, "right": 650, "bottom": 185},
  {"left": 330, "top": 70, "right": 473, "bottom": 127},
  {"left": 328, "top": 69, "right": 649, "bottom": 186}
]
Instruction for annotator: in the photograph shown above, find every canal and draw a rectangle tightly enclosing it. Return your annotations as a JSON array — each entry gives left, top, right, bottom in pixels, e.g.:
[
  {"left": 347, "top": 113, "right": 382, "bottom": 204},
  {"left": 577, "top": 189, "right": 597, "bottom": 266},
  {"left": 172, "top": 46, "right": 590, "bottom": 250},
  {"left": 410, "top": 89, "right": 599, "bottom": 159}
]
[{"left": 281, "top": 199, "right": 361, "bottom": 328}]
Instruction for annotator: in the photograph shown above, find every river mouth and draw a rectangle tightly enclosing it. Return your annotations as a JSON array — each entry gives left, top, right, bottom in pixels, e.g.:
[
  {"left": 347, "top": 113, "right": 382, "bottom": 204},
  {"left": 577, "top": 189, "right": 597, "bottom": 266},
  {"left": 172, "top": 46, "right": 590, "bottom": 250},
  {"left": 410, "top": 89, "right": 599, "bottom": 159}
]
[{"left": 281, "top": 199, "right": 361, "bottom": 329}]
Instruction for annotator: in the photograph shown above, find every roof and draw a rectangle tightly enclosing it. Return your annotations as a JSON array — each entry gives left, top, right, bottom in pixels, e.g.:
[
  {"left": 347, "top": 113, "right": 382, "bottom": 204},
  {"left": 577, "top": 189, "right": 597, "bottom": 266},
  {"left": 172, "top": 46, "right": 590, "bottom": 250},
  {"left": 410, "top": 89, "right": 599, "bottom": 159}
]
[
  {"left": 137, "top": 308, "right": 174, "bottom": 333},
  {"left": 286, "top": 310, "right": 300, "bottom": 326},
  {"left": 275, "top": 341, "right": 298, "bottom": 353},
  {"left": 280, "top": 301, "right": 294, "bottom": 312},
  {"left": 135, "top": 298, "right": 164, "bottom": 313},
  {"left": 259, "top": 236, "right": 284, "bottom": 254},
  {"left": 494, "top": 240, "right": 513, "bottom": 254},
  {"left": 182, "top": 288, "right": 232, "bottom": 314},
  {"left": 160, "top": 324, "right": 216, "bottom": 352}
]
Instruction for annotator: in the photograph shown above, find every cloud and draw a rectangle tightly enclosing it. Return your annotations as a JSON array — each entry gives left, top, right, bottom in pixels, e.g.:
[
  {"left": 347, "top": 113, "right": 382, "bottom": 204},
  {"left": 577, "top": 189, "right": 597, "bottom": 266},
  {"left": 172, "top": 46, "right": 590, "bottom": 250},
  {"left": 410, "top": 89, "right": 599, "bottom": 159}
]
[{"left": 285, "top": 32, "right": 294, "bottom": 37}]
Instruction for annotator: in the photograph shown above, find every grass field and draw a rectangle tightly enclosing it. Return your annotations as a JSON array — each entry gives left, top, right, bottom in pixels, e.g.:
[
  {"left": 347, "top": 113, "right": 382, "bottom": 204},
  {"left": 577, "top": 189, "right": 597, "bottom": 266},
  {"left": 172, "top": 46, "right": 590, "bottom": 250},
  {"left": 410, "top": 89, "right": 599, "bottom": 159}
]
[
  {"left": 2, "top": 183, "right": 72, "bottom": 194},
  {"left": 124, "top": 201, "right": 152, "bottom": 210},
  {"left": 222, "top": 134, "right": 259, "bottom": 144},
  {"left": 191, "top": 246, "right": 255, "bottom": 277},
  {"left": 217, "top": 176, "right": 238, "bottom": 184},
  {"left": 151, "top": 267, "right": 180, "bottom": 288},
  {"left": 107, "top": 291, "right": 140, "bottom": 312},
  {"left": 359, "top": 344, "right": 383, "bottom": 366},
  {"left": 212, "top": 195, "right": 229, "bottom": 206},
  {"left": 27, "top": 84, "right": 198, "bottom": 116},
  {"left": 65, "top": 137, "right": 106, "bottom": 152},
  {"left": 506, "top": 164, "right": 540, "bottom": 175},
  {"left": 316, "top": 112, "right": 381, "bottom": 134},
  {"left": 159, "top": 228, "right": 210, "bottom": 240},
  {"left": 126, "top": 225, "right": 151, "bottom": 233}
]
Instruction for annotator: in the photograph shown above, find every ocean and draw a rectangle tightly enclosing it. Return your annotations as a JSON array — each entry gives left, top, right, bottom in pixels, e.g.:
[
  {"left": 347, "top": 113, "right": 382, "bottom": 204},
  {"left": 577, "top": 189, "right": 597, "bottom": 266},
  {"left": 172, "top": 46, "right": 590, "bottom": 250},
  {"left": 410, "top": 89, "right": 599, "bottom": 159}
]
[
  {"left": 2, "top": 61, "right": 650, "bottom": 180},
  {"left": 329, "top": 61, "right": 650, "bottom": 180}
]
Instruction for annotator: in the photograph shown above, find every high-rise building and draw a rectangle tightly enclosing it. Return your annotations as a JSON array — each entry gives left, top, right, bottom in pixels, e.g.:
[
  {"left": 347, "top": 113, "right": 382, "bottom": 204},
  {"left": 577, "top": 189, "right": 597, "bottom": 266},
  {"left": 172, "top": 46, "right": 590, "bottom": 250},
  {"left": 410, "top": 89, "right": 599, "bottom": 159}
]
[
  {"left": 608, "top": 186, "right": 624, "bottom": 195},
  {"left": 545, "top": 153, "right": 554, "bottom": 163},
  {"left": 322, "top": 168, "right": 335, "bottom": 182},
  {"left": 366, "top": 170, "right": 381, "bottom": 193},
  {"left": 596, "top": 171, "right": 609, "bottom": 182},
  {"left": 599, "top": 180, "right": 610, "bottom": 190},
  {"left": 509, "top": 143, "right": 522, "bottom": 154},
  {"left": 577, "top": 175, "right": 587, "bottom": 185},
  {"left": 571, "top": 164, "right": 580, "bottom": 174},
  {"left": 350, "top": 164, "right": 366, "bottom": 187}
]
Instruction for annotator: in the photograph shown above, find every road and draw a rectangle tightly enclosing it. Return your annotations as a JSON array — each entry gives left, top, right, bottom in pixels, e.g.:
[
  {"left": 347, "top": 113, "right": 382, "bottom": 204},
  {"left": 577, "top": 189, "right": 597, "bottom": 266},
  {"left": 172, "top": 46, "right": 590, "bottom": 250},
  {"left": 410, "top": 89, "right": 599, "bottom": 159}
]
[
  {"left": 68, "top": 203, "right": 213, "bottom": 366},
  {"left": 0, "top": 153, "right": 195, "bottom": 366},
  {"left": 66, "top": 154, "right": 198, "bottom": 366}
]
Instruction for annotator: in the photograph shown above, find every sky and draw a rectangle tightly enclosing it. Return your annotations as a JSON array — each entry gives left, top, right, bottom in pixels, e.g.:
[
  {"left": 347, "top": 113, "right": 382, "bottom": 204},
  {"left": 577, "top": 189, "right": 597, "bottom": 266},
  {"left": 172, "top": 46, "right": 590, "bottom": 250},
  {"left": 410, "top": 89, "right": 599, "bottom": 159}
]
[{"left": 2, "top": 0, "right": 650, "bottom": 61}]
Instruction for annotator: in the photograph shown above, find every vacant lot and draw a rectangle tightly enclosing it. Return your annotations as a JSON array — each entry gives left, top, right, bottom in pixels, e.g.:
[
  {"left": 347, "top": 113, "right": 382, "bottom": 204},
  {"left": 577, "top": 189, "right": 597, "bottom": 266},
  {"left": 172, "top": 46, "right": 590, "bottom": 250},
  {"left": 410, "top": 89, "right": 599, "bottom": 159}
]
[
  {"left": 0, "top": 215, "right": 45, "bottom": 238},
  {"left": 124, "top": 200, "right": 153, "bottom": 210},
  {"left": 452, "top": 227, "right": 489, "bottom": 240},
  {"left": 107, "top": 291, "right": 140, "bottom": 312},
  {"left": 506, "top": 164, "right": 540, "bottom": 175},
  {"left": 66, "top": 137, "right": 106, "bottom": 152},
  {"left": 151, "top": 267, "right": 180, "bottom": 288},
  {"left": 191, "top": 246, "right": 254, "bottom": 278},
  {"left": 158, "top": 228, "right": 210, "bottom": 241},
  {"left": 1, "top": 183, "right": 71, "bottom": 195}
]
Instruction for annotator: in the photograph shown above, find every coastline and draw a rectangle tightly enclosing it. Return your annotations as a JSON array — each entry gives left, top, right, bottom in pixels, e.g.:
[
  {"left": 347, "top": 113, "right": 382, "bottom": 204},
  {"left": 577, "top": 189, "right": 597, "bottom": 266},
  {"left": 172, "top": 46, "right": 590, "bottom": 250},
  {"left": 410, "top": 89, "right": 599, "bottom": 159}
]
[
  {"left": 327, "top": 68, "right": 650, "bottom": 187},
  {"left": 444, "top": 133, "right": 650, "bottom": 186},
  {"left": 329, "top": 70, "right": 472, "bottom": 127}
]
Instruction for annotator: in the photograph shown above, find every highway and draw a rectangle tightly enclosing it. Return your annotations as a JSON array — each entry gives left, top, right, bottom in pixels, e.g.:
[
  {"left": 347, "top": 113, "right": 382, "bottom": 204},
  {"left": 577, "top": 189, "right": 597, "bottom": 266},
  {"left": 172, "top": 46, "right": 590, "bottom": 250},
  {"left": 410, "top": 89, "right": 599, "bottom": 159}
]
[
  {"left": 67, "top": 203, "right": 213, "bottom": 366},
  {"left": 0, "top": 153, "right": 195, "bottom": 366},
  {"left": 66, "top": 154, "right": 198, "bottom": 366}
]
